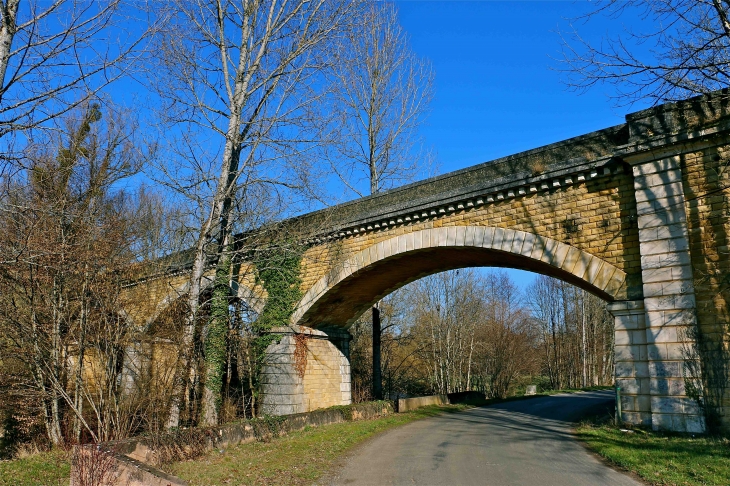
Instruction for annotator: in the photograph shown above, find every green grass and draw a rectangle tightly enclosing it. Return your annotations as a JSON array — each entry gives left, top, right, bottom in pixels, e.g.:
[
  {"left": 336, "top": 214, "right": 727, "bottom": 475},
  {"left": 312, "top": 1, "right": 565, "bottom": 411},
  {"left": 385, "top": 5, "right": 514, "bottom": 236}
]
[
  {"left": 167, "top": 404, "right": 469, "bottom": 486},
  {"left": 0, "top": 449, "right": 70, "bottom": 486},
  {"left": 576, "top": 420, "right": 730, "bottom": 486}
]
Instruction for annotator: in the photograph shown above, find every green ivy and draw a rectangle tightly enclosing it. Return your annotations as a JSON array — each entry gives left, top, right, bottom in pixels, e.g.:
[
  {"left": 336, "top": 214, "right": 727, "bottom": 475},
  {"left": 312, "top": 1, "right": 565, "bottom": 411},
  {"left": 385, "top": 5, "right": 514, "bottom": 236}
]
[
  {"left": 201, "top": 242, "right": 304, "bottom": 423},
  {"left": 254, "top": 244, "right": 304, "bottom": 333},
  {"left": 202, "top": 252, "right": 232, "bottom": 420},
  {"left": 250, "top": 243, "right": 305, "bottom": 394}
]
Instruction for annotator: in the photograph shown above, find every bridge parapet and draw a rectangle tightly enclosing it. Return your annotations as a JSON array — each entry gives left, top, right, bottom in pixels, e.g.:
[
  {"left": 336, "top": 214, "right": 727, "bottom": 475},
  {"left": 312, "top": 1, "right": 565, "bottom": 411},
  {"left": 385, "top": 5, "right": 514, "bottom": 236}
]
[{"left": 295, "top": 125, "right": 628, "bottom": 243}]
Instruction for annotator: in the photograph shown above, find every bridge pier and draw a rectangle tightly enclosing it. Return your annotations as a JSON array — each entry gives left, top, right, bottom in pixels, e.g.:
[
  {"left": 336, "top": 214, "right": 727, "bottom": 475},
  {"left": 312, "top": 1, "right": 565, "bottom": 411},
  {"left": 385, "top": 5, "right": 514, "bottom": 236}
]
[
  {"left": 260, "top": 326, "right": 351, "bottom": 416},
  {"left": 609, "top": 297, "right": 702, "bottom": 432},
  {"left": 612, "top": 152, "right": 705, "bottom": 433},
  {"left": 609, "top": 300, "right": 651, "bottom": 426}
]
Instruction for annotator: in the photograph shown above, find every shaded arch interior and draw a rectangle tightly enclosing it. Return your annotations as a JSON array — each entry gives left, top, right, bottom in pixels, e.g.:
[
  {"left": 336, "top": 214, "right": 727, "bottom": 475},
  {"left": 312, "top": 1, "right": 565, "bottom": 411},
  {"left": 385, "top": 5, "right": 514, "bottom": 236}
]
[{"left": 294, "top": 226, "right": 628, "bottom": 330}]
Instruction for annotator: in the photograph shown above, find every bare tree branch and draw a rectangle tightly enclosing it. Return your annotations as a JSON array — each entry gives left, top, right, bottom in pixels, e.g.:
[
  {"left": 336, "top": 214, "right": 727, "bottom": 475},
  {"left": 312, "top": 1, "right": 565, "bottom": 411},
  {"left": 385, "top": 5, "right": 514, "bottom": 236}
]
[{"left": 560, "top": 0, "right": 730, "bottom": 105}]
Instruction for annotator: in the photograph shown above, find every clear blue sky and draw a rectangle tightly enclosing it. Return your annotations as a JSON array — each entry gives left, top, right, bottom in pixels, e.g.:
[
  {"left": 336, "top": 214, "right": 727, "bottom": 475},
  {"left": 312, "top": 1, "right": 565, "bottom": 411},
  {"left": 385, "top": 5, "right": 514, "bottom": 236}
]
[
  {"left": 397, "top": 1, "right": 642, "bottom": 167},
  {"left": 388, "top": 1, "right": 651, "bottom": 290}
]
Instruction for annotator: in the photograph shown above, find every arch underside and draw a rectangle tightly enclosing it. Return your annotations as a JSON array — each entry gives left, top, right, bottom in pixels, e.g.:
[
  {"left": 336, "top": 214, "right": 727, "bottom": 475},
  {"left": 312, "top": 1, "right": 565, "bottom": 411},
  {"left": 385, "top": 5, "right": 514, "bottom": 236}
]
[{"left": 294, "top": 227, "right": 629, "bottom": 330}]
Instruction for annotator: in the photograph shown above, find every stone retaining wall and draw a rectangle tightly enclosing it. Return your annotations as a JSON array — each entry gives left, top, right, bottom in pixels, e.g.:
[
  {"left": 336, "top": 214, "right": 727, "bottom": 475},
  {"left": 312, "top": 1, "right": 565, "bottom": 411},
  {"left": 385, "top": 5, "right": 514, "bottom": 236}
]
[
  {"left": 397, "top": 395, "right": 449, "bottom": 412},
  {"left": 70, "top": 401, "right": 394, "bottom": 486}
]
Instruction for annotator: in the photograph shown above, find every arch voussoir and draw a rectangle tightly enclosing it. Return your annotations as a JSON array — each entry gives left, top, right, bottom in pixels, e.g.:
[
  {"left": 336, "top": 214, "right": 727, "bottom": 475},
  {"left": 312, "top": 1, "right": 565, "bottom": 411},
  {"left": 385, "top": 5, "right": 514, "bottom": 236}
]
[{"left": 292, "top": 226, "right": 627, "bottom": 328}]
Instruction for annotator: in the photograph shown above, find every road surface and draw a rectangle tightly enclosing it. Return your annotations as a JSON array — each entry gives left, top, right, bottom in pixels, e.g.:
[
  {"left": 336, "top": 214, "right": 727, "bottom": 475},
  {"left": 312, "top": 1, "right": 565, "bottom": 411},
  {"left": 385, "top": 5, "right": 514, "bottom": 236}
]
[{"left": 326, "top": 391, "right": 643, "bottom": 486}]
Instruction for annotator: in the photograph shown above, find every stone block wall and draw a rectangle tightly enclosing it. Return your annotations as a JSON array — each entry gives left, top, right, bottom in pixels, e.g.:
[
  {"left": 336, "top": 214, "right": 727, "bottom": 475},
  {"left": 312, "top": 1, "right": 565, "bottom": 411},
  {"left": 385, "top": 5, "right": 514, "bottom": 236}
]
[
  {"left": 681, "top": 142, "right": 730, "bottom": 428},
  {"left": 609, "top": 300, "right": 651, "bottom": 426},
  {"left": 121, "top": 273, "right": 191, "bottom": 328},
  {"left": 261, "top": 327, "right": 351, "bottom": 415},
  {"left": 630, "top": 155, "right": 704, "bottom": 432},
  {"left": 121, "top": 263, "right": 264, "bottom": 331},
  {"left": 298, "top": 166, "right": 643, "bottom": 309}
]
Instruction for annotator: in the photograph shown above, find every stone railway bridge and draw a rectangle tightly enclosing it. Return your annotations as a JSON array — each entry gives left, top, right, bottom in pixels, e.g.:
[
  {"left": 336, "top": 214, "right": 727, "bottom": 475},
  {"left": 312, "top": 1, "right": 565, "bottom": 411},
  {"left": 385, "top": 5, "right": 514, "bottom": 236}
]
[{"left": 123, "top": 91, "right": 730, "bottom": 433}]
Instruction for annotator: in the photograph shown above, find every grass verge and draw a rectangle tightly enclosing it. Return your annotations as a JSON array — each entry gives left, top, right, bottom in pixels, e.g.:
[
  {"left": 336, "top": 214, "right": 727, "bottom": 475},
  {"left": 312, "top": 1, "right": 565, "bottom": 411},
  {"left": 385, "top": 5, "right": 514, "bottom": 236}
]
[
  {"left": 0, "top": 449, "right": 70, "bottom": 486},
  {"left": 576, "top": 419, "right": 730, "bottom": 486},
  {"left": 167, "top": 404, "right": 469, "bottom": 486}
]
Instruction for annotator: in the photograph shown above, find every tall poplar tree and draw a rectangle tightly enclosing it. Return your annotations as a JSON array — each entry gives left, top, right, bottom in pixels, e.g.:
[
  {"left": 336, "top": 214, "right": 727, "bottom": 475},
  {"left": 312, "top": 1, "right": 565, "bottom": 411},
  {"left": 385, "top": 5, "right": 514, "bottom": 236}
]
[{"left": 328, "top": 2, "right": 432, "bottom": 399}]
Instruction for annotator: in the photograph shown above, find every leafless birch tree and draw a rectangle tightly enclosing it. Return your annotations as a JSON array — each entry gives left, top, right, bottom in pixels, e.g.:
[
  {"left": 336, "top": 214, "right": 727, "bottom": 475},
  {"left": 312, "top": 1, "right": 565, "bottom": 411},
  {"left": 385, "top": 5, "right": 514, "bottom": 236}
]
[
  {"left": 410, "top": 270, "right": 484, "bottom": 395},
  {"left": 527, "top": 276, "right": 614, "bottom": 390},
  {"left": 151, "top": 0, "right": 357, "bottom": 428}
]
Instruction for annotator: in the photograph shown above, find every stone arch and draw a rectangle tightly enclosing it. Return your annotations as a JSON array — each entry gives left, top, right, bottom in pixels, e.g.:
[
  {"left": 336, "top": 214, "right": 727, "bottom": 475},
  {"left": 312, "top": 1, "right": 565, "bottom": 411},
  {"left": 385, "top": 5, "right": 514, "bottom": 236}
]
[
  {"left": 293, "top": 226, "right": 628, "bottom": 329},
  {"left": 141, "top": 275, "right": 267, "bottom": 330},
  {"left": 115, "top": 276, "right": 267, "bottom": 401}
]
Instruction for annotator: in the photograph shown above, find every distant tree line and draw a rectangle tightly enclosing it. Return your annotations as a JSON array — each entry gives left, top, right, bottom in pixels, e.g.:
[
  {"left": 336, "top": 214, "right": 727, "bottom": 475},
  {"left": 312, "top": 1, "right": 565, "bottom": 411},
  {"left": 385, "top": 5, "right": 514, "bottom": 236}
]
[{"left": 350, "top": 270, "right": 615, "bottom": 402}]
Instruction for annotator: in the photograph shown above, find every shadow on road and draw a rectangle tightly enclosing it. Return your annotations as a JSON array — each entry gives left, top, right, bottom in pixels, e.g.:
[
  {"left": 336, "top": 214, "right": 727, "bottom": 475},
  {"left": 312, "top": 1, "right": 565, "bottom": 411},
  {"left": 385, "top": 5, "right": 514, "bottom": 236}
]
[
  {"left": 327, "top": 390, "right": 641, "bottom": 485},
  {"left": 430, "top": 391, "right": 615, "bottom": 447}
]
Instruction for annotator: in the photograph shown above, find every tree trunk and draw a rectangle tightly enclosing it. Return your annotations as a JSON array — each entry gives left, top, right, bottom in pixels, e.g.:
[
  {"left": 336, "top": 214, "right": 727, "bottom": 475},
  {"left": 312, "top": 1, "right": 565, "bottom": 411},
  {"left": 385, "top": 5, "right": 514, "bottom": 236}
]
[
  {"left": 0, "top": 0, "right": 19, "bottom": 103},
  {"left": 166, "top": 232, "right": 209, "bottom": 429},
  {"left": 372, "top": 305, "right": 382, "bottom": 400},
  {"left": 50, "top": 275, "right": 66, "bottom": 445},
  {"left": 581, "top": 295, "right": 587, "bottom": 388},
  {"left": 200, "top": 251, "right": 232, "bottom": 426},
  {"left": 466, "top": 334, "right": 474, "bottom": 392},
  {"left": 246, "top": 346, "right": 256, "bottom": 418},
  {"left": 73, "top": 267, "right": 90, "bottom": 443}
]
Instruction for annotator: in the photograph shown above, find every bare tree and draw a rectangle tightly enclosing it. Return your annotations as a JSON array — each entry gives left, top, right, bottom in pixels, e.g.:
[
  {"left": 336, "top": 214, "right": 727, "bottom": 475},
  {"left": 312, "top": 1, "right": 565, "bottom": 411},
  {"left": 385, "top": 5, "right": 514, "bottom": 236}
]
[
  {"left": 476, "top": 272, "right": 535, "bottom": 399},
  {"left": 327, "top": 1, "right": 432, "bottom": 399},
  {"left": 528, "top": 276, "right": 564, "bottom": 389},
  {"left": 561, "top": 0, "right": 730, "bottom": 105},
  {"left": 151, "top": 0, "right": 357, "bottom": 428},
  {"left": 348, "top": 286, "right": 430, "bottom": 402},
  {"left": 0, "top": 102, "right": 151, "bottom": 446},
  {"left": 128, "top": 186, "right": 197, "bottom": 263},
  {"left": 0, "top": 0, "right": 155, "bottom": 164},
  {"left": 527, "top": 275, "right": 614, "bottom": 390},
  {"left": 409, "top": 270, "right": 485, "bottom": 395},
  {"left": 327, "top": 1, "right": 433, "bottom": 196}
]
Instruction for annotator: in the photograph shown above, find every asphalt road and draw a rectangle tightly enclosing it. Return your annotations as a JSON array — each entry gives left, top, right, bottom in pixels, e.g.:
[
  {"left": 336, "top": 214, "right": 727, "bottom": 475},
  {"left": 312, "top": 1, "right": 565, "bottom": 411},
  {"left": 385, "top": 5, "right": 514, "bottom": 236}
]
[{"left": 325, "top": 391, "right": 643, "bottom": 486}]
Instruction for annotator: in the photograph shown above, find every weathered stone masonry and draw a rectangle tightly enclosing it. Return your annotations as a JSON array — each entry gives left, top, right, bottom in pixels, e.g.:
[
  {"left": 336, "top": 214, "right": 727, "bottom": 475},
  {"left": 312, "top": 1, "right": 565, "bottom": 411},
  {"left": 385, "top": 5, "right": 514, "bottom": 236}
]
[
  {"left": 123, "top": 90, "right": 730, "bottom": 432},
  {"left": 260, "top": 326, "right": 351, "bottom": 415}
]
